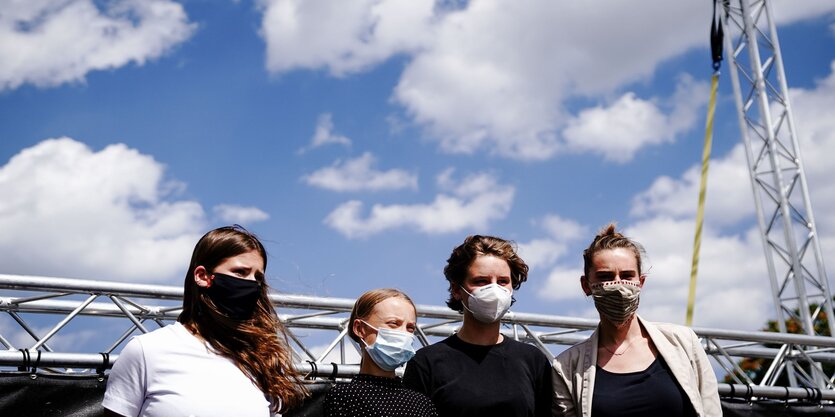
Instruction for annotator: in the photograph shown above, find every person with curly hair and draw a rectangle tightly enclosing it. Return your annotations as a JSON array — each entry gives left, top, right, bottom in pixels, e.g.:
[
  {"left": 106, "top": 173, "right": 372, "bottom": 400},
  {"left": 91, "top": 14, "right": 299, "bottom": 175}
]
[{"left": 403, "top": 235, "right": 553, "bottom": 417}]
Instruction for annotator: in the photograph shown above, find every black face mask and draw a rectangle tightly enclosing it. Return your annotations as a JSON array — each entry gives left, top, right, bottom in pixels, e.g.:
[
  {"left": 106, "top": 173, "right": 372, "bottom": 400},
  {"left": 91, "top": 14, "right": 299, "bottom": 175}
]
[{"left": 202, "top": 273, "right": 262, "bottom": 320}]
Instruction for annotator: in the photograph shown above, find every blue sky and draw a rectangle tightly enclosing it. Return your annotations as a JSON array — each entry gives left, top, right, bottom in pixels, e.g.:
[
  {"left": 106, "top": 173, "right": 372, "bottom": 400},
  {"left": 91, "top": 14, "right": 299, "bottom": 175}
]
[{"left": 3, "top": 1, "right": 835, "bottom": 353}]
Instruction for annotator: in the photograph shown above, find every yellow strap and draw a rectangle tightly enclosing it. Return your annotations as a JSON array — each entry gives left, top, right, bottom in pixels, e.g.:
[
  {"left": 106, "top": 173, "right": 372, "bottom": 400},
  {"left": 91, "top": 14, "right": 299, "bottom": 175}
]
[{"left": 686, "top": 72, "right": 720, "bottom": 326}]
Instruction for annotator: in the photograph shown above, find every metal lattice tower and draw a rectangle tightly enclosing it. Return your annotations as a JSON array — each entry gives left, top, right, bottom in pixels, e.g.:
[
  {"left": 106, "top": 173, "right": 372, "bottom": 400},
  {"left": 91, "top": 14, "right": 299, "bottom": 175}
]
[{"left": 720, "top": 0, "right": 835, "bottom": 386}]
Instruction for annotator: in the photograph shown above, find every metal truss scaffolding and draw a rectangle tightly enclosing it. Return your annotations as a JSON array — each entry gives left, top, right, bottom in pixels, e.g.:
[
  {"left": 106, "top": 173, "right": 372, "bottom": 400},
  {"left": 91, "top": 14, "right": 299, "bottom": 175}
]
[
  {"left": 2, "top": 274, "right": 835, "bottom": 401},
  {"left": 721, "top": 0, "right": 835, "bottom": 346}
]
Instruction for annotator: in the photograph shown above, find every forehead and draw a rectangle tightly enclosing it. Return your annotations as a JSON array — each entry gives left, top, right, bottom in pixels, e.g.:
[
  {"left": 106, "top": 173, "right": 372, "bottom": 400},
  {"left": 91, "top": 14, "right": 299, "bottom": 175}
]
[
  {"left": 590, "top": 248, "right": 638, "bottom": 270},
  {"left": 467, "top": 255, "right": 511, "bottom": 276},
  {"left": 370, "top": 296, "right": 416, "bottom": 319},
  {"left": 217, "top": 250, "right": 265, "bottom": 270}
]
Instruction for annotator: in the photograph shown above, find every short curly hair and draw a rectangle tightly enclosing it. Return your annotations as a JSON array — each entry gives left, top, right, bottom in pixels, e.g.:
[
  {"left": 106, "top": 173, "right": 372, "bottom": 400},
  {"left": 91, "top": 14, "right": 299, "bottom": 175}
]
[{"left": 444, "top": 235, "right": 528, "bottom": 312}]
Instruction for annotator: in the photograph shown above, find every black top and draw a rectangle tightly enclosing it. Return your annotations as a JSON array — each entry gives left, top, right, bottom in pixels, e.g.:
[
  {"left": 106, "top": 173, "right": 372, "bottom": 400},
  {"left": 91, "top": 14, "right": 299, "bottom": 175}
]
[
  {"left": 323, "top": 373, "right": 438, "bottom": 417},
  {"left": 592, "top": 356, "right": 696, "bottom": 417},
  {"left": 402, "top": 334, "right": 553, "bottom": 417}
]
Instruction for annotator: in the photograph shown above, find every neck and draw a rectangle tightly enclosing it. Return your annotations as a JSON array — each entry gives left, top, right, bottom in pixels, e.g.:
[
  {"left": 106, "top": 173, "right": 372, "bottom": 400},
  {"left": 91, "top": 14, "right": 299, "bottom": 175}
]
[
  {"left": 456, "top": 312, "right": 503, "bottom": 345},
  {"left": 359, "top": 351, "right": 396, "bottom": 378},
  {"left": 598, "top": 314, "right": 641, "bottom": 346}
]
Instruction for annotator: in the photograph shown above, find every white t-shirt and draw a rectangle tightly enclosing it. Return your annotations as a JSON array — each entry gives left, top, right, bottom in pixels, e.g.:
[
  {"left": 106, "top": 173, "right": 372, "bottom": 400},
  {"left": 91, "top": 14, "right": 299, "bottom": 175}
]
[{"left": 103, "top": 322, "right": 278, "bottom": 417}]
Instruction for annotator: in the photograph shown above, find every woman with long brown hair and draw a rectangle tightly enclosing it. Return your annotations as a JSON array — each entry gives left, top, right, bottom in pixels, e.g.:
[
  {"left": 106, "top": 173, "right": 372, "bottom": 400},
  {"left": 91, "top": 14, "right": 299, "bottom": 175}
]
[{"left": 103, "top": 225, "right": 307, "bottom": 416}]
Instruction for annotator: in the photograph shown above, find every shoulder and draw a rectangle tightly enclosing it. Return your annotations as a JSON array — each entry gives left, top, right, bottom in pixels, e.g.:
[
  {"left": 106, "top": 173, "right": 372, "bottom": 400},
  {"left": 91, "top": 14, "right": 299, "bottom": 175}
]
[
  {"left": 399, "top": 386, "right": 438, "bottom": 411},
  {"left": 553, "top": 333, "right": 595, "bottom": 379},
  {"left": 412, "top": 336, "right": 456, "bottom": 360},
  {"left": 648, "top": 320, "right": 693, "bottom": 335},
  {"left": 135, "top": 323, "right": 186, "bottom": 344},
  {"left": 555, "top": 335, "right": 593, "bottom": 364},
  {"left": 131, "top": 323, "right": 192, "bottom": 354},
  {"left": 504, "top": 339, "right": 548, "bottom": 360},
  {"left": 644, "top": 320, "right": 699, "bottom": 343}
]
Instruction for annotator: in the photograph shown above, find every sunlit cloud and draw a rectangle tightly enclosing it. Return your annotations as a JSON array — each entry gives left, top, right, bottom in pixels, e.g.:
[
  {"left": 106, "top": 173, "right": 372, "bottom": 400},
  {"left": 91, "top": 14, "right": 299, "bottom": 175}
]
[{"left": 0, "top": 0, "right": 196, "bottom": 91}]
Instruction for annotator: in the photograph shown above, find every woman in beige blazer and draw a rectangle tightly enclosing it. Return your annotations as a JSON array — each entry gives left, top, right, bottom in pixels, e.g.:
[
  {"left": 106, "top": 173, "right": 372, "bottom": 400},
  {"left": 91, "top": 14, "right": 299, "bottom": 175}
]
[{"left": 552, "top": 224, "right": 721, "bottom": 417}]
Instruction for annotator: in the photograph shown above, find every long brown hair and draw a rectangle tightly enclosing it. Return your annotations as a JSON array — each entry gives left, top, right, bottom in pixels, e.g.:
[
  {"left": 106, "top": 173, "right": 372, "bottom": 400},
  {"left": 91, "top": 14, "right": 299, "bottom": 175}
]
[
  {"left": 178, "top": 225, "right": 307, "bottom": 412},
  {"left": 443, "top": 235, "right": 529, "bottom": 312}
]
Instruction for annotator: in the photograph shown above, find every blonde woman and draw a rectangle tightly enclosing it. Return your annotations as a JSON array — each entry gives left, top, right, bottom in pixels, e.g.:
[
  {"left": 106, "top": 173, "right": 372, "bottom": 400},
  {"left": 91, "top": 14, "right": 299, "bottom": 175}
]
[
  {"left": 324, "top": 288, "right": 437, "bottom": 417},
  {"left": 552, "top": 224, "right": 721, "bottom": 417}
]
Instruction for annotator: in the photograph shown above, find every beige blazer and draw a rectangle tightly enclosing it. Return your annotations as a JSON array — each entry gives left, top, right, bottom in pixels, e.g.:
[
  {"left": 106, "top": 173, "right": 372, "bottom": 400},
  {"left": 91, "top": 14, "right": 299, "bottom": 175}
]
[{"left": 552, "top": 315, "right": 721, "bottom": 417}]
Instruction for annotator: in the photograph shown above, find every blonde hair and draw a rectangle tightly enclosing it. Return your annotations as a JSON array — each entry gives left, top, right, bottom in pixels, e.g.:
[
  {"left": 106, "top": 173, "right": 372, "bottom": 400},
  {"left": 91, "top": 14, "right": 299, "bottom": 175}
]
[
  {"left": 582, "top": 223, "right": 646, "bottom": 277},
  {"left": 348, "top": 288, "right": 416, "bottom": 344}
]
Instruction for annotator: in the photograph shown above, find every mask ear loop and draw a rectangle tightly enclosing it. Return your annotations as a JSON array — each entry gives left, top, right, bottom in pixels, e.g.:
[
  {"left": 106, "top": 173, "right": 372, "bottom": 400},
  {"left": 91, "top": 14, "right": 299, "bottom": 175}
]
[{"left": 458, "top": 285, "right": 476, "bottom": 316}]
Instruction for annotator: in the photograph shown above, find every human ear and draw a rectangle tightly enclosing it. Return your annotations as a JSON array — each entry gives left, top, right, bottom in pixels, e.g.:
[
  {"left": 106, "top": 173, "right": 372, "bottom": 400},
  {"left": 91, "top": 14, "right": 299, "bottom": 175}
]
[
  {"left": 580, "top": 276, "right": 592, "bottom": 296},
  {"left": 194, "top": 266, "right": 211, "bottom": 288}
]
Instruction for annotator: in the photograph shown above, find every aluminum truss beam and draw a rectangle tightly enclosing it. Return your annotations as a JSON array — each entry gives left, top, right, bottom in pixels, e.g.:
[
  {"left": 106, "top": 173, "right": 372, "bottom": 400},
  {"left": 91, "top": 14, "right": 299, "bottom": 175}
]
[
  {"left": 721, "top": 1, "right": 835, "bottom": 340},
  {"left": 2, "top": 274, "right": 835, "bottom": 394}
]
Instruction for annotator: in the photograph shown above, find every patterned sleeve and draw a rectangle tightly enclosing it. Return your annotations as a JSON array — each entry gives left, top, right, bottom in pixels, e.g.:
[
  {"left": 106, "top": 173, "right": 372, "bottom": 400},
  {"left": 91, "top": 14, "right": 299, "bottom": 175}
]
[
  {"left": 102, "top": 337, "right": 147, "bottom": 417},
  {"left": 322, "top": 386, "right": 340, "bottom": 417}
]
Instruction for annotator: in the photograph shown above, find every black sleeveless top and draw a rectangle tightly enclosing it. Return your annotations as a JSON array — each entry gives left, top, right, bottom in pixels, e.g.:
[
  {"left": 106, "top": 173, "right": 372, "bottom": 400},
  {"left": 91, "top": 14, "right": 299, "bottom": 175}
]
[{"left": 592, "top": 356, "right": 695, "bottom": 417}]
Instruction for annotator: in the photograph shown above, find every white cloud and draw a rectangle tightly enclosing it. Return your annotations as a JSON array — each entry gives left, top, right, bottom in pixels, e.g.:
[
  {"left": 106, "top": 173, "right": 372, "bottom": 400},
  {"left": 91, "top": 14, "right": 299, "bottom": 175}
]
[
  {"left": 539, "top": 217, "right": 771, "bottom": 330},
  {"left": 562, "top": 76, "right": 709, "bottom": 162},
  {"left": 0, "top": 137, "right": 207, "bottom": 282},
  {"left": 539, "top": 59, "right": 835, "bottom": 330},
  {"left": 517, "top": 215, "right": 587, "bottom": 270},
  {"left": 789, "top": 61, "right": 835, "bottom": 235},
  {"left": 298, "top": 113, "right": 352, "bottom": 153},
  {"left": 0, "top": 0, "right": 196, "bottom": 91},
  {"left": 258, "top": 0, "right": 435, "bottom": 75},
  {"left": 324, "top": 169, "right": 514, "bottom": 239},
  {"left": 302, "top": 152, "right": 417, "bottom": 192},
  {"left": 213, "top": 205, "right": 270, "bottom": 224},
  {"left": 632, "top": 60, "right": 835, "bottom": 233},
  {"left": 630, "top": 144, "right": 754, "bottom": 226},
  {"left": 258, "top": 0, "right": 835, "bottom": 161}
]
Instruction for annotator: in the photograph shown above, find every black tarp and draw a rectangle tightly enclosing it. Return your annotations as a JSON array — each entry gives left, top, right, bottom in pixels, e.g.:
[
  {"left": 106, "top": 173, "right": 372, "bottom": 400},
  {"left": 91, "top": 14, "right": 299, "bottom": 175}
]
[{"left": 1, "top": 373, "right": 834, "bottom": 416}]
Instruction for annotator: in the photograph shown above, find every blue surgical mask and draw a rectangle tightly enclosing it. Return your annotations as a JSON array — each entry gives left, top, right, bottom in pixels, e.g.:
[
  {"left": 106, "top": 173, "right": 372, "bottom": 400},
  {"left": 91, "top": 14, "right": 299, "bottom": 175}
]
[{"left": 360, "top": 320, "right": 416, "bottom": 371}]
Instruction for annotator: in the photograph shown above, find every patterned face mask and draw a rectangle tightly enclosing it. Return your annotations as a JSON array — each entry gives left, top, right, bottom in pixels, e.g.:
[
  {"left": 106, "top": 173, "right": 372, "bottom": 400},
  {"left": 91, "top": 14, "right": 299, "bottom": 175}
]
[{"left": 589, "top": 280, "right": 641, "bottom": 326}]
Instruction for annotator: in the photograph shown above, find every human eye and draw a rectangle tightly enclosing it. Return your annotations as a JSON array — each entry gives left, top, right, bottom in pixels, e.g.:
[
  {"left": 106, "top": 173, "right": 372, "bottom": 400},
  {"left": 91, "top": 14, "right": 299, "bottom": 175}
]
[{"left": 596, "top": 272, "right": 615, "bottom": 281}]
